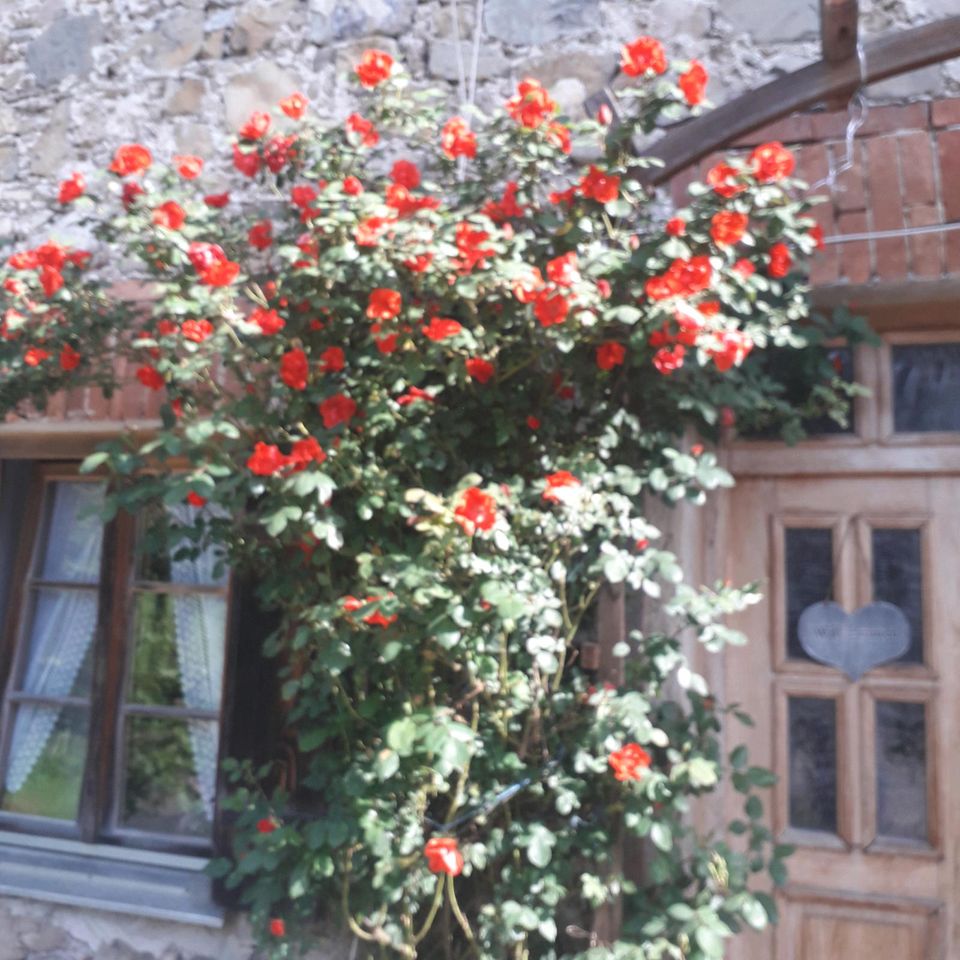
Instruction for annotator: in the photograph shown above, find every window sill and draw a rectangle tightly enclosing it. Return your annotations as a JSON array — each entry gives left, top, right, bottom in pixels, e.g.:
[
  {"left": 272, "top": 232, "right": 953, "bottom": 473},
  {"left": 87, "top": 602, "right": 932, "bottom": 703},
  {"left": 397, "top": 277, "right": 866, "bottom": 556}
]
[{"left": 0, "top": 831, "right": 224, "bottom": 927}]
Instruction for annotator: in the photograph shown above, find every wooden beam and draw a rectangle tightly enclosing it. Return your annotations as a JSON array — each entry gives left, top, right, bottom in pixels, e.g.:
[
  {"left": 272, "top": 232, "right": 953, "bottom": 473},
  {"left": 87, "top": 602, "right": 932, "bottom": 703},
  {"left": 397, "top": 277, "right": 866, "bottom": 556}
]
[
  {"left": 637, "top": 15, "right": 960, "bottom": 187},
  {"left": 821, "top": 0, "right": 859, "bottom": 63}
]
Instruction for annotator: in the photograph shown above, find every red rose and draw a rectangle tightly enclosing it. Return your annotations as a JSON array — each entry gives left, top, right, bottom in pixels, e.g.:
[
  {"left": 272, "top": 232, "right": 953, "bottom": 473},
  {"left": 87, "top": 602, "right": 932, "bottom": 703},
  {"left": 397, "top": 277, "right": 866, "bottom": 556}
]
[
  {"left": 620, "top": 36, "right": 667, "bottom": 77},
  {"left": 288, "top": 436, "right": 327, "bottom": 471},
  {"left": 239, "top": 111, "right": 271, "bottom": 141},
  {"left": 355, "top": 48, "right": 395, "bottom": 87},
  {"left": 290, "top": 184, "right": 318, "bottom": 209},
  {"left": 264, "top": 134, "right": 295, "bottom": 173},
  {"left": 454, "top": 486, "right": 498, "bottom": 534},
  {"left": 546, "top": 251, "right": 580, "bottom": 287},
  {"left": 122, "top": 181, "right": 145, "bottom": 207},
  {"left": 269, "top": 919, "right": 286, "bottom": 938},
  {"left": 396, "top": 385, "right": 433, "bottom": 407},
  {"left": 645, "top": 257, "right": 713, "bottom": 301},
  {"left": 345, "top": 113, "right": 379, "bottom": 148},
  {"left": 706, "top": 162, "right": 746, "bottom": 199},
  {"left": 710, "top": 211, "right": 748, "bottom": 247},
  {"left": 542, "top": 470, "right": 580, "bottom": 503},
  {"left": 204, "top": 192, "right": 230, "bottom": 208},
  {"left": 533, "top": 290, "right": 569, "bottom": 327},
  {"left": 251, "top": 308, "right": 285, "bottom": 335},
  {"left": 173, "top": 154, "right": 203, "bottom": 179},
  {"left": 513, "top": 268, "right": 544, "bottom": 303},
  {"left": 596, "top": 342, "right": 626, "bottom": 371},
  {"left": 279, "top": 92, "right": 308, "bottom": 119},
  {"left": 233, "top": 144, "right": 261, "bottom": 178},
  {"left": 342, "top": 176, "right": 364, "bottom": 196},
  {"left": 526, "top": 415, "right": 540, "bottom": 430},
  {"left": 257, "top": 817, "right": 277, "bottom": 834},
  {"left": 547, "top": 122, "right": 572, "bottom": 154},
  {"left": 319, "top": 393, "right": 357, "bottom": 429},
  {"left": 247, "top": 442, "right": 287, "bottom": 476},
  {"left": 39, "top": 266, "right": 63, "bottom": 298},
  {"left": 320, "top": 346, "right": 345, "bottom": 373},
  {"left": 441, "top": 117, "right": 476, "bottom": 160},
  {"left": 709, "top": 329, "right": 753, "bottom": 371},
  {"left": 423, "top": 317, "right": 463, "bottom": 341},
  {"left": 390, "top": 159, "right": 421, "bottom": 189},
  {"left": 578, "top": 166, "right": 620, "bottom": 204},
  {"left": 136, "top": 364, "right": 164, "bottom": 390},
  {"left": 403, "top": 253, "right": 433, "bottom": 273},
  {"left": 653, "top": 344, "right": 685, "bottom": 375},
  {"left": 280, "top": 348, "right": 309, "bottom": 390},
  {"left": 678, "top": 60, "right": 708, "bottom": 106},
  {"left": 749, "top": 141, "right": 795, "bottom": 182},
  {"left": 454, "top": 221, "right": 493, "bottom": 272},
  {"left": 608, "top": 742, "right": 652, "bottom": 782},
  {"left": 355, "top": 215, "right": 392, "bottom": 246},
  {"left": 248, "top": 220, "right": 273, "bottom": 250},
  {"left": 465, "top": 357, "right": 495, "bottom": 383},
  {"left": 24, "top": 347, "right": 50, "bottom": 367},
  {"left": 58, "top": 172, "right": 85, "bottom": 204},
  {"left": 768, "top": 242, "right": 793, "bottom": 278},
  {"left": 375, "top": 333, "right": 398, "bottom": 354},
  {"left": 109, "top": 143, "right": 153, "bottom": 177},
  {"left": 482, "top": 181, "right": 525, "bottom": 223},
  {"left": 366, "top": 288, "right": 402, "bottom": 320},
  {"left": 809, "top": 224, "right": 825, "bottom": 251},
  {"left": 505, "top": 78, "right": 558, "bottom": 129},
  {"left": 152, "top": 201, "right": 186, "bottom": 230},
  {"left": 201, "top": 260, "right": 240, "bottom": 286},
  {"left": 182, "top": 319, "right": 214, "bottom": 343},
  {"left": 733, "top": 258, "right": 755, "bottom": 278},
  {"left": 666, "top": 217, "right": 686, "bottom": 237},
  {"left": 186, "top": 491, "right": 207, "bottom": 508},
  {"left": 424, "top": 837, "right": 463, "bottom": 877},
  {"left": 59, "top": 344, "right": 81, "bottom": 371}
]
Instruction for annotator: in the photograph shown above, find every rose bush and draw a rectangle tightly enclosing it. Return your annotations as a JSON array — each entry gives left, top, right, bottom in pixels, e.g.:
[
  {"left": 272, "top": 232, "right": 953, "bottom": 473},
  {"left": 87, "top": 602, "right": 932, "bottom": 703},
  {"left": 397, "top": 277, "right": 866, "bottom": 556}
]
[{"left": 0, "top": 35, "right": 869, "bottom": 960}]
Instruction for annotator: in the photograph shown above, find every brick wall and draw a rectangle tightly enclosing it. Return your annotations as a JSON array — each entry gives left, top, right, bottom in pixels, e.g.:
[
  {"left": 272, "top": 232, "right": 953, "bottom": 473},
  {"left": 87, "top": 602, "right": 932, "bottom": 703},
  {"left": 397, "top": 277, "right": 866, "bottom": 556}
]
[{"left": 671, "top": 98, "right": 960, "bottom": 289}]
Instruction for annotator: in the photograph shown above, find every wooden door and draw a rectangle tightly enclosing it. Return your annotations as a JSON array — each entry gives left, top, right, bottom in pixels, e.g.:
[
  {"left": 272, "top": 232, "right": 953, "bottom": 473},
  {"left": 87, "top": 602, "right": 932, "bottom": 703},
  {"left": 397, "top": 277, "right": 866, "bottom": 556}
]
[{"left": 723, "top": 475, "right": 959, "bottom": 960}]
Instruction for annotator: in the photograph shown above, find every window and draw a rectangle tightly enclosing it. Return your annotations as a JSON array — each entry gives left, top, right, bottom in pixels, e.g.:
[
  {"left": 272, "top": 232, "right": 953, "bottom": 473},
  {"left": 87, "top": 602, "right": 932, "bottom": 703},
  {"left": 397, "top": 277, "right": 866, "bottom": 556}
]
[{"left": 0, "top": 461, "right": 235, "bottom": 921}]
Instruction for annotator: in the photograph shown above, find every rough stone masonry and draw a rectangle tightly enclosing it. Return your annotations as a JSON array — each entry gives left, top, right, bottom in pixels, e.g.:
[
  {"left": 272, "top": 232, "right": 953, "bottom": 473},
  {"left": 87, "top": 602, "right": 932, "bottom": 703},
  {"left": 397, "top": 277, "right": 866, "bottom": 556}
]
[{"left": 0, "top": 0, "right": 955, "bottom": 957}]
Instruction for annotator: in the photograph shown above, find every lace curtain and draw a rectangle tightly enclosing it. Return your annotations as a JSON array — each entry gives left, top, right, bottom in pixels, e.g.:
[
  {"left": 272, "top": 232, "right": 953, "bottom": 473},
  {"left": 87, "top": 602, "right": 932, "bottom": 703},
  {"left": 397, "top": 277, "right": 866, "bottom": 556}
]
[
  {"left": 5, "top": 482, "right": 104, "bottom": 793},
  {"left": 167, "top": 504, "right": 227, "bottom": 822}
]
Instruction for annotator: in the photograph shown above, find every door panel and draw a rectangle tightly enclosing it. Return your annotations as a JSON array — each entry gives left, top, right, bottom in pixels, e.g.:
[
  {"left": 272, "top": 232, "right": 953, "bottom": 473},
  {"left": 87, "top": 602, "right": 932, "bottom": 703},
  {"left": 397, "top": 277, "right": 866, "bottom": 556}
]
[{"left": 724, "top": 476, "right": 959, "bottom": 960}]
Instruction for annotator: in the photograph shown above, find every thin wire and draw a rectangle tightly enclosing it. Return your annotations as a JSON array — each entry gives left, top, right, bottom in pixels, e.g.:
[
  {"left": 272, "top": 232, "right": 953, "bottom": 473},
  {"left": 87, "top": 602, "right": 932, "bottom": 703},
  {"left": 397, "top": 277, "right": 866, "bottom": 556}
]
[
  {"left": 468, "top": 0, "right": 485, "bottom": 107},
  {"left": 821, "top": 220, "right": 960, "bottom": 245}
]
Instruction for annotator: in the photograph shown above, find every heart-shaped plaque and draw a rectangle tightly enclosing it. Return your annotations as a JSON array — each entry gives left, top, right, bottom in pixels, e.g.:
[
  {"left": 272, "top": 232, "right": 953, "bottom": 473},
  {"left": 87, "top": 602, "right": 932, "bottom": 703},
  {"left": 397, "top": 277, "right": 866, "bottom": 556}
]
[{"left": 797, "top": 601, "right": 911, "bottom": 680}]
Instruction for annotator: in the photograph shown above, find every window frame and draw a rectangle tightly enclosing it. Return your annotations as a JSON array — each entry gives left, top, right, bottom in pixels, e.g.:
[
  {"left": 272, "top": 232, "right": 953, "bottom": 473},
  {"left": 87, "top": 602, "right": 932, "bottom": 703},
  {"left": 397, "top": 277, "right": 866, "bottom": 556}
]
[{"left": 0, "top": 461, "right": 234, "bottom": 858}]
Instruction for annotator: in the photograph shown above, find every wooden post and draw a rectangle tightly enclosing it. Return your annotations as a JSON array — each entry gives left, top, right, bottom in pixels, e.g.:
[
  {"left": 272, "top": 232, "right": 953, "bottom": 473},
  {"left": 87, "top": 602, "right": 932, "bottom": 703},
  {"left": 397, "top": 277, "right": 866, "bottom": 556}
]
[{"left": 821, "top": 0, "right": 859, "bottom": 64}]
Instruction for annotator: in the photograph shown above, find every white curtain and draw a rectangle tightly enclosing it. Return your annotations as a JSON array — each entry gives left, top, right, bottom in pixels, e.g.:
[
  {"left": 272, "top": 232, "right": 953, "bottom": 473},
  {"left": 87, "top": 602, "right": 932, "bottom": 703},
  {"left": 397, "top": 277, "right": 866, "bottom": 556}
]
[
  {"left": 167, "top": 504, "right": 227, "bottom": 822},
  {"left": 5, "top": 483, "right": 104, "bottom": 793}
]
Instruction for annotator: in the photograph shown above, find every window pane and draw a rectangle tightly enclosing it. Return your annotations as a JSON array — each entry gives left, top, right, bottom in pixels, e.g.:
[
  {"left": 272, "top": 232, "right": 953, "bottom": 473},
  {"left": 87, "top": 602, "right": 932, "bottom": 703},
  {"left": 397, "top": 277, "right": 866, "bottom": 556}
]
[
  {"left": 1, "top": 705, "right": 89, "bottom": 820},
  {"left": 872, "top": 528, "right": 923, "bottom": 664},
  {"left": 785, "top": 528, "right": 834, "bottom": 660},
  {"left": 876, "top": 701, "right": 927, "bottom": 842},
  {"left": 137, "top": 504, "right": 228, "bottom": 587},
  {"left": 17, "top": 587, "right": 99, "bottom": 699},
  {"left": 118, "top": 716, "right": 219, "bottom": 838},
  {"left": 129, "top": 593, "right": 226, "bottom": 708},
  {"left": 789, "top": 696, "right": 838, "bottom": 832},
  {"left": 38, "top": 482, "right": 105, "bottom": 583},
  {"left": 892, "top": 343, "right": 960, "bottom": 432}
]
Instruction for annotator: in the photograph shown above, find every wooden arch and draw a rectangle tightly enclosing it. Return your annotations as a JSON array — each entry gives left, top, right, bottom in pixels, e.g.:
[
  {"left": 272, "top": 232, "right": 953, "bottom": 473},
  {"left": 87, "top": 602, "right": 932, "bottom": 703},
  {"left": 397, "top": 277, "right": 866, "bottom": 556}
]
[{"left": 638, "top": 13, "right": 960, "bottom": 187}]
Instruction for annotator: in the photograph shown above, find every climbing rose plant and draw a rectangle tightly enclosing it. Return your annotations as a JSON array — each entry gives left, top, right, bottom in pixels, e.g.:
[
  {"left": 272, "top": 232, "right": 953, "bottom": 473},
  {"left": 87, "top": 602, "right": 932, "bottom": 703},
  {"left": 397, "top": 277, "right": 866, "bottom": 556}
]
[{"left": 0, "top": 36, "right": 866, "bottom": 960}]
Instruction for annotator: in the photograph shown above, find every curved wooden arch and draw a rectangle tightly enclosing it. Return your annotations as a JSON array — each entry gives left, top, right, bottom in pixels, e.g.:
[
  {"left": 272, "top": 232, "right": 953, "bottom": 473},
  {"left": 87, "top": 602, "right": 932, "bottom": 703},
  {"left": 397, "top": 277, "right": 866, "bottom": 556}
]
[{"left": 638, "top": 15, "right": 960, "bottom": 187}]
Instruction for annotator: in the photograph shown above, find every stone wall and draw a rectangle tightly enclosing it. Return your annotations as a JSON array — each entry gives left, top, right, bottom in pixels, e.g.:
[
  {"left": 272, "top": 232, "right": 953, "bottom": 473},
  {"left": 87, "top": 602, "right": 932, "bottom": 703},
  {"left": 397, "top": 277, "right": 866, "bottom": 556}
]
[
  {"left": 1, "top": 0, "right": 957, "bottom": 255},
  {"left": 0, "top": 0, "right": 958, "bottom": 956}
]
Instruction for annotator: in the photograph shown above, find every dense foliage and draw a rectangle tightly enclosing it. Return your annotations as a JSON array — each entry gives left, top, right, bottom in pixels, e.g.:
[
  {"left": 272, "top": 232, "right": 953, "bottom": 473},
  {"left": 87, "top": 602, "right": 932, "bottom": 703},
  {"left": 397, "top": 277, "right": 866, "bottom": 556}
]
[{"left": 0, "top": 37, "right": 868, "bottom": 960}]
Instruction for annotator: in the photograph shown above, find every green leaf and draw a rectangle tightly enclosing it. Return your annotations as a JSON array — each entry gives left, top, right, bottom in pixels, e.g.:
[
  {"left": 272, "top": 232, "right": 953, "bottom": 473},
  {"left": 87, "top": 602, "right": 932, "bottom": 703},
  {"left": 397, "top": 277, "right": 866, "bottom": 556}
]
[
  {"left": 650, "top": 823, "right": 672, "bottom": 852},
  {"left": 386, "top": 717, "right": 418, "bottom": 756},
  {"left": 526, "top": 824, "right": 556, "bottom": 868},
  {"left": 695, "top": 926, "right": 725, "bottom": 957}
]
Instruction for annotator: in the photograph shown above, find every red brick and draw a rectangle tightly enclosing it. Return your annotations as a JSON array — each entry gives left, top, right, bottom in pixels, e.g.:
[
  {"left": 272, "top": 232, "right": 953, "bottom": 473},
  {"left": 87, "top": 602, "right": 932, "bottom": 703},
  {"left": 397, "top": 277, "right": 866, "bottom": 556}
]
[
  {"left": 945, "top": 229, "right": 960, "bottom": 275},
  {"left": 866, "top": 136, "right": 907, "bottom": 281},
  {"left": 937, "top": 129, "right": 960, "bottom": 219},
  {"left": 898, "top": 132, "right": 937, "bottom": 206},
  {"left": 932, "top": 98, "right": 960, "bottom": 128},
  {"left": 832, "top": 140, "right": 867, "bottom": 212},
  {"left": 837, "top": 210, "right": 871, "bottom": 284},
  {"left": 732, "top": 114, "right": 816, "bottom": 148},
  {"left": 857, "top": 103, "right": 928, "bottom": 137},
  {"left": 809, "top": 110, "right": 849, "bottom": 142},
  {"left": 905, "top": 204, "right": 944, "bottom": 279}
]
